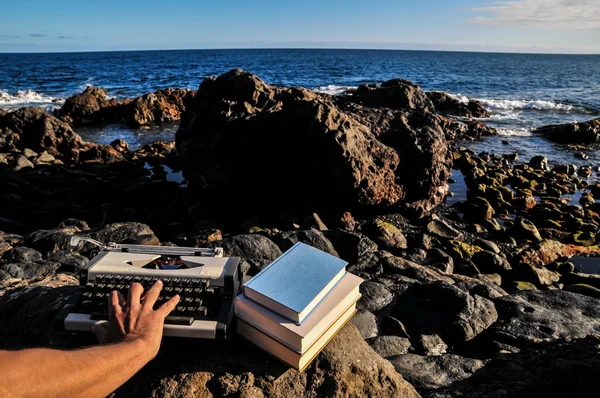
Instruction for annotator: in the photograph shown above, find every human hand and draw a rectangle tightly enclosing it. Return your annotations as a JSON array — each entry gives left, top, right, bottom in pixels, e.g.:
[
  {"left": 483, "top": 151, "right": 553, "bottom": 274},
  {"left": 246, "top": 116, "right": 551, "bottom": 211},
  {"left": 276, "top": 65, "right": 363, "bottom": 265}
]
[{"left": 92, "top": 281, "right": 180, "bottom": 359}]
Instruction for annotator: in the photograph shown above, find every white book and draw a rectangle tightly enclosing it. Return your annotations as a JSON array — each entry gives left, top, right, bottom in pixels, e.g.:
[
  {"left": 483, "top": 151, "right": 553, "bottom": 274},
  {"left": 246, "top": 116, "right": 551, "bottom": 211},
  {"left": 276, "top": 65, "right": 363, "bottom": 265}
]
[
  {"left": 236, "top": 272, "right": 362, "bottom": 352},
  {"left": 237, "top": 304, "right": 357, "bottom": 372},
  {"left": 243, "top": 242, "right": 347, "bottom": 323}
]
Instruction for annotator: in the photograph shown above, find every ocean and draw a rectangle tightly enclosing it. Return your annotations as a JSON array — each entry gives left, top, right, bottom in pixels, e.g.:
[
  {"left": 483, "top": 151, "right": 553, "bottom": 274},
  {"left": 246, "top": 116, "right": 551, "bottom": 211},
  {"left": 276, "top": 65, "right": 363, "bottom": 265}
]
[{"left": 1, "top": 49, "right": 600, "bottom": 164}]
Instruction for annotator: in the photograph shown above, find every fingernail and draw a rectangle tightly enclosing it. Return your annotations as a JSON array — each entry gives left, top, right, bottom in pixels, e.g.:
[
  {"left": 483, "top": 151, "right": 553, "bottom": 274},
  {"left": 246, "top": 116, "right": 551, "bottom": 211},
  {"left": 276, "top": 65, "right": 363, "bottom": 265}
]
[{"left": 155, "top": 279, "right": 163, "bottom": 285}]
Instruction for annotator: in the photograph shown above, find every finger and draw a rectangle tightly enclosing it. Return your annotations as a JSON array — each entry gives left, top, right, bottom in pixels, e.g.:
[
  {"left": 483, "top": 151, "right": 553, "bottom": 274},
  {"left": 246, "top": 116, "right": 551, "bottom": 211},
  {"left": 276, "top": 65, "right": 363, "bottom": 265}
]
[
  {"left": 156, "top": 295, "right": 180, "bottom": 317},
  {"left": 127, "top": 283, "right": 144, "bottom": 329},
  {"left": 108, "top": 291, "right": 124, "bottom": 319},
  {"left": 142, "top": 280, "right": 163, "bottom": 311}
]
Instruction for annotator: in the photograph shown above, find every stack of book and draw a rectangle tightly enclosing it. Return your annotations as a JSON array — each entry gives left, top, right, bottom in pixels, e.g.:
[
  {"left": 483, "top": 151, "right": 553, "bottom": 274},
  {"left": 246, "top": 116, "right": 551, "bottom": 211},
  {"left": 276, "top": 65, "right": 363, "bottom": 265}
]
[{"left": 235, "top": 242, "right": 363, "bottom": 371}]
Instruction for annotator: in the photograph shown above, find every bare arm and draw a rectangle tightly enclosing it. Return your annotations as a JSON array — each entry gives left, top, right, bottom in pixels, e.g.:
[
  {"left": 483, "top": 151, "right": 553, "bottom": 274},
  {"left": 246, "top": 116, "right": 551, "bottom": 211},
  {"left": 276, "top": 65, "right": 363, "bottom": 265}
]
[{"left": 0, "top": 281, "right": 179, "bottom": 398}]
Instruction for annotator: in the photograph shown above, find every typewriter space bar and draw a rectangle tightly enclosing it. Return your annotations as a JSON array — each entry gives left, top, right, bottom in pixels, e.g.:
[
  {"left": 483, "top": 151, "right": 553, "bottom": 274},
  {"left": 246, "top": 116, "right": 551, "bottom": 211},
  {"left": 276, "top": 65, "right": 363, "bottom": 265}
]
[{"left": 91, "top": 312, "right": 194, "bottom": 326}]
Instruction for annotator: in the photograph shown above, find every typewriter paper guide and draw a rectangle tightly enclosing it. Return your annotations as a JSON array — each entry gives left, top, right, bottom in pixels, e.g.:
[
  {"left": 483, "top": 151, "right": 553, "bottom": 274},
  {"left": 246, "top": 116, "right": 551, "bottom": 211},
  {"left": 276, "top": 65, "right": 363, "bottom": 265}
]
[
  {"left": 243, "top": 242, "right": 347, "bottom": 321},
  {"left": 92, "top": 252, "right": 228, "bottom": 280}
]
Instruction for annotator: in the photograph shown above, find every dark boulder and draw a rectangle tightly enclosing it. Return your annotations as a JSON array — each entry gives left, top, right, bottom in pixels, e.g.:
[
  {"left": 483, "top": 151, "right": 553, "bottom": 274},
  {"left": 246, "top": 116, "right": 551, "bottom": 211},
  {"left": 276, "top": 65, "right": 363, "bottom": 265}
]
[
  {"left": 125, "top": 88, "right": 196, "bottom": 127},
  {"left": 428, "top": 336, "right": 600, "bottom": 398},
  {"left": 426, "top": 91, "right": 490, "bottom": 118},
  {"left": 348, "top": 78, "right": 435, "bottom": 112},
  {"left": 59, "top": 86, "right": 124, "bottom": 125},
  {"left": 486, "top": 290, "right": 600, "bottom": 347},
  {"left": 219, "top": 234, "right": 282, "bottom": 276},
  {"left": 535, "top": 118, "right": 600, "bottom": 144},
  {"left": 176, "top": 69, "right": 452, "bottom": 218}
]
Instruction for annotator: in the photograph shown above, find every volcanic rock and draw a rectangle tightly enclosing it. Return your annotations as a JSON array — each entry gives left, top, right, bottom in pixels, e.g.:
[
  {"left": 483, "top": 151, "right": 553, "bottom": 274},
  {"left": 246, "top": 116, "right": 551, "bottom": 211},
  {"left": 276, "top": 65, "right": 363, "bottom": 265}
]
[
  {"left": 176, "top": 69, "right": 452, "bottom": 218},
  {"left": 535, "top": 117, "right": 600, "bottom": 144},
  {"left": 426, "top": 91, "right": 490, "bottom": 118}
]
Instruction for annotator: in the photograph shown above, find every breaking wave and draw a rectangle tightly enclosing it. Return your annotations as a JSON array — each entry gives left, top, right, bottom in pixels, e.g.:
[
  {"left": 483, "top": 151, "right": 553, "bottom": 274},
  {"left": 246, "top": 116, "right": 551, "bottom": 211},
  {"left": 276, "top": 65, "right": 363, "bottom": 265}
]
[
  {"left": 314, "top": 85, "right": 355, "bottom": 95},
  {"left": 0, "top": 89, "right": 63, "bottom": 109}
]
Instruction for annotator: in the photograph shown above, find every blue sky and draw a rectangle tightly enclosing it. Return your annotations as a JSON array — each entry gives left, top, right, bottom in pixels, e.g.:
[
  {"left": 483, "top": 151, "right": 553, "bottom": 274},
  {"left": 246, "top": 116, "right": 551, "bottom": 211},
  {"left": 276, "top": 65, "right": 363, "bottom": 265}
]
[{"left": 1, "top": 0, "right": 599, "bottom": 53}]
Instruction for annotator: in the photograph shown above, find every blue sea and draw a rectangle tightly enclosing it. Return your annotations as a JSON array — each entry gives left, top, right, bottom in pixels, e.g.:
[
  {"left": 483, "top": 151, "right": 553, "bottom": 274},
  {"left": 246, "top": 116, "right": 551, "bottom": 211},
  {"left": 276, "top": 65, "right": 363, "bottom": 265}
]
[{"left": 1, "top": 49, "right": 600, "bottom": 165}]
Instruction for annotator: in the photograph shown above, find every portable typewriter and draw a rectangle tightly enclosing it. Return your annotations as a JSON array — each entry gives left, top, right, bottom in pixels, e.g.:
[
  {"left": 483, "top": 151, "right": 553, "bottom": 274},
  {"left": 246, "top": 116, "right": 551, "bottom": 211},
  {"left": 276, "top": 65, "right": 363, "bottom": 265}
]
[{"left": 56, "top": 237, "right": 242, "bottom": 339}]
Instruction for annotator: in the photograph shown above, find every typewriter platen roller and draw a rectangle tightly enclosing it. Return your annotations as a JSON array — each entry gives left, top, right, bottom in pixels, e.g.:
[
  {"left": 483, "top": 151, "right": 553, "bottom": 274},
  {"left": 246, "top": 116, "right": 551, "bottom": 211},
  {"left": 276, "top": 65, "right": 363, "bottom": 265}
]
[{"left": 56, "top": 238, "right": 243, "bottom": 339}]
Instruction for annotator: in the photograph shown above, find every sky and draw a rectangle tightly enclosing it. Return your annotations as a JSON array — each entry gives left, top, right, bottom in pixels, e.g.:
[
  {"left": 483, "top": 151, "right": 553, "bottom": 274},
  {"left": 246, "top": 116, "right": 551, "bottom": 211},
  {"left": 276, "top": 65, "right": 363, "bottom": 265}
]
[{"left": 1, "top": 0, "right": 599, "bottom": 54}]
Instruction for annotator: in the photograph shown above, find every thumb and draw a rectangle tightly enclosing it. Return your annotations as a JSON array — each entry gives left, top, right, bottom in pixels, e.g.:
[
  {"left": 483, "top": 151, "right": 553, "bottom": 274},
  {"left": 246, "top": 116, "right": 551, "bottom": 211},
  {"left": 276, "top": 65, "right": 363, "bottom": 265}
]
[{"left": 92, "top": 323, "right": 107, "bottom": 344}]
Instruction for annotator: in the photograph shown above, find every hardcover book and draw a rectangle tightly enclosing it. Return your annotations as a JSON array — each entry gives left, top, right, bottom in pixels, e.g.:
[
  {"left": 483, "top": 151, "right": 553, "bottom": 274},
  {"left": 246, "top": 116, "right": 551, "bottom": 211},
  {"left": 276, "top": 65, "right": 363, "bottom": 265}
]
[
  {"left": 236, "top": 272, "right": 363, "bottom": 352},
  {"left": 236, "top": 304, "right": 357, "bottom": 372},
  {"left": 243, "top": 242, "right": 347, "bottom": 323}
]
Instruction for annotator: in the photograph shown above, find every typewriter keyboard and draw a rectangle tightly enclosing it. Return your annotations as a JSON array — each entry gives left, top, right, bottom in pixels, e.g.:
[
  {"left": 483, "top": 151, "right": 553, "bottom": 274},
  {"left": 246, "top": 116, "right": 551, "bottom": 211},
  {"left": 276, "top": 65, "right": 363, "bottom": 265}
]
[{"left": 73, "top": 274, "right": 221, "bottom": 325}]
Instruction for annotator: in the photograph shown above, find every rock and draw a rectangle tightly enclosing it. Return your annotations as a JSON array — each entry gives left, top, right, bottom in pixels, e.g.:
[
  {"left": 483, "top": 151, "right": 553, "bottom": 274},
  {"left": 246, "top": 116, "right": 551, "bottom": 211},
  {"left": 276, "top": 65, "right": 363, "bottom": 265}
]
[
  {"left": 301, "top": 213, "right": 328, "bottom": 231},
  {"left": 79, "top": 222, "right": 160, "bottom": 253},
  {"left": 426, "top": 91, "right": 489, "bottom": 118},
  {"left": 517, "top": 239, "right": 600, "bottom": 267},
  {"left": 425, "top": 248, "right": 454, "bottom": 274},
  {"left": 220, "top": 234, "right": 282, "bottom": 276},
  {"left": 515, "top": 263, "right": 560, "bottom": 286},
  {"left": 0, "top": 260, "right": 59, "bottom": 281},
  {"left": 125, "top": 88, "right": 195, "bottom": 127},
  {"left": 418, "top": 334, "right": 448, "bottom": 356},
  {"left": 428, "top": 336, "right": 600, "bottom": 398},
  {"left": 426, "top": 218, "right": 463, "bottom": 240},
  {"left": 392, "top": 281, "right": 498, "bottom": 345},
  {"left": 339, "top": 211, "right": 356, "bottom": 231},
  {"left": 47, "top": 250, "right": 89, "bottom": 272},
  {"left": 564, "top": 283, "right": 600, "bottom": 298},
  {"left": 390, "top": 353, "right": 487, "bottom": 391},
  {"left": 569, "top": 231, "right": 596, "bottom": 246},
  {"left": 362, "top": 218, "right": 408, "bottom": 251},
  {"left": 471, "top": 251, "right": 512, "bottom": 274},
  {"left": 529, "top": 155, "right": 549, "bottom": 171},
  {"left": 59, "top": 86, "right": 120, "bottom": 125},
  {"left": 324, "top": 229, "right": 378, "bottom": 260},
  {"left": 370, "top": 336, "right": 412, "bottom": 358},
  {"left": 0, "top": 241, "right": 12, "bottom": 257},
  {"left": 9, "top": 246, "right": 43, "bottom": 262},
  {"left": 504, "top": 281, "right": 538, "bottom": 293},
  {"left": 358, "top": 280, "right": 394, "bottom": 312},
  {"left": 512, "top": 217, "right": 542, "bottom": 242},
  {"left": 473, "top": 238, "right": 500, "bottom": 254},
  {"left": 191, "top": 229, "right": 223, "bottom": 246},
  {"left": 176, "top": 69, "right": 452, "bottom": 218},
  {"left": 349, "top": 310, "right": 379, "bottom": 339},
  {"left": 535, "top": 117, "right": 600, "bottom": 144},
  {"left": 487, "top": 290, "right": 600, "bottom": 347},
  {"left": 0, "top": 280, "right": 420, "bottom": 397},
  {"left": 274, "top": 229, "right": 338, "bottom": 257},
  {"left": 13, "top": 155, "right": 34, "bottom": 171},
  {"left": 0, "top": 107, "right": 125, "bottom": 164},
  {"left": 350, "top": 78, "right": 435, "bottom": 112},
  {"left": 561, "top": 271, "right": 600, "bottom": 290}
]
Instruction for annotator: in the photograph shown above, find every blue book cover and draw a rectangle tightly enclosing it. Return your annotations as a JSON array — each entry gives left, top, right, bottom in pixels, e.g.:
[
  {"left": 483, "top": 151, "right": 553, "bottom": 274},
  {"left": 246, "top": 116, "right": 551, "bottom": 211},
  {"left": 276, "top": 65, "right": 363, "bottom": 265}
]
[{"left": 243, "top": 242, "right": 347, "bottom": 323}]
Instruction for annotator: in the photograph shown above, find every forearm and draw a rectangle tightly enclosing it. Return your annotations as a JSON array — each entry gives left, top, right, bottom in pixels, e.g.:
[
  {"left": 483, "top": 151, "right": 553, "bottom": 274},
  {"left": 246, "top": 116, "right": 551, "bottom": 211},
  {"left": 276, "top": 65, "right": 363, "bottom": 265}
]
[{"left": 0, "top": 339, "right": 152, "bottom": 398}]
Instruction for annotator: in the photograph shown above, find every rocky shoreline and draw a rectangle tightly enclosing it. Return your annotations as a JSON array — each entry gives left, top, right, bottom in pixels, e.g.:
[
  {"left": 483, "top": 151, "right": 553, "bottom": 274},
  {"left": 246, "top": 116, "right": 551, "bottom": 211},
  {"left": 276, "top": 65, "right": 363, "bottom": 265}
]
[{"left": 1, "top": 70, "right": 599, "bottom": 397}]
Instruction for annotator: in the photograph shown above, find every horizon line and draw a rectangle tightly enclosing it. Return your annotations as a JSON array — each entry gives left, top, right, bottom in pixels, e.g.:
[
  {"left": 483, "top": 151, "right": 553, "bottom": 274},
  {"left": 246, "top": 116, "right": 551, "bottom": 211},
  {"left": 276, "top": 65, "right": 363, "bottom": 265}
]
[{"left": 1, "top": 46, "right": 599, "bottom": 57}]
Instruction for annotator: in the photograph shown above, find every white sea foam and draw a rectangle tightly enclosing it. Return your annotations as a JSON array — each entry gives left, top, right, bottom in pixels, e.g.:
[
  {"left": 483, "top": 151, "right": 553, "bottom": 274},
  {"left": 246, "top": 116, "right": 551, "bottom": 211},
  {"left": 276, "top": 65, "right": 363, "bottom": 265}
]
[
  {"left": 314, "top": 85, "right": 356, "bottom": 95},
  {"left": 0, "top": 89, "right": 63, "bottom": 109},
  {"left": 477, "top": 98, "right": 581, "bottom": 113},
  {"left": 496, "top": 128, "right": 532, "bottom": 137}
]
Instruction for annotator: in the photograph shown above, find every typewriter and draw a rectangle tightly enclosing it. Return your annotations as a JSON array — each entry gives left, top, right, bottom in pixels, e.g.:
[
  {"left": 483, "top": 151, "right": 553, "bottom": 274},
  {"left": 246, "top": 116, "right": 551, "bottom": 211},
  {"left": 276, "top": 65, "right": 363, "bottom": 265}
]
[{"left": 56, "top": 237, "right": 242, "bottom": 339}]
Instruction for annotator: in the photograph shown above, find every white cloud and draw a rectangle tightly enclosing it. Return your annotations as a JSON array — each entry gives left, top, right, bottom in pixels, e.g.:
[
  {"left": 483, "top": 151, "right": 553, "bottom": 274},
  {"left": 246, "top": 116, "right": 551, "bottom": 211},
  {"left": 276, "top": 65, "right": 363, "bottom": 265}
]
[{"left": 472, "top": 0, "right": 600, "bottom": 29}]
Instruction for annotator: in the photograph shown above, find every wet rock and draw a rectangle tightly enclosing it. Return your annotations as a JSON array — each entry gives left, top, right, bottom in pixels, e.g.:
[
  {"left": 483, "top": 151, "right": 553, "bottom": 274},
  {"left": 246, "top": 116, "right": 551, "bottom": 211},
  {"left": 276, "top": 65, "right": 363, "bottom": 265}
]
[
  {"left": 357, "top": 280, "right": 394, "bottom": 312},
  {"left": 529, "top": 155, "right": 549, "bottom": 171},
  {"left": 274, "top": 229, "right": 338, "bottom": 256},
  {"left": 515, "top": 263, "right": 560, "bottom": 286},
  {"left": 473, "top": 238, "right": 500, "bottom": 254},
  {"left": 426, "top": 91, "right": 489, "bottom": 118},
  {"left": 220, "top": 234, "right": 282, "bottom": 276},
  {"left": 561, "top": 271, "right": 600, "bottom": 290},
  {"left": 487, "top": 290, "right": 600, "bottom": 347},
  {"left": 569, "top": 231, "right": 596, "bottom": 246},
  {"left": 535, "top": 117, "right": 600, "bottom": 144},
  {"left": 59, "top": 86, "right": 121, "bottom": 125},
  {"left": 390, "top": 353, "right": 487, "bottom": 391},
  {"left": 392, "top": 281, "right": 498, "bottom": 345},
  {"left": 176, "top": 69, "right": 452, "bottom": 218},
  {"left": 349, "top": 310, "right": 378, "bottom": 339},
  {"left": 369, "top": 336, "right": 412, "bottom": 358}
]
